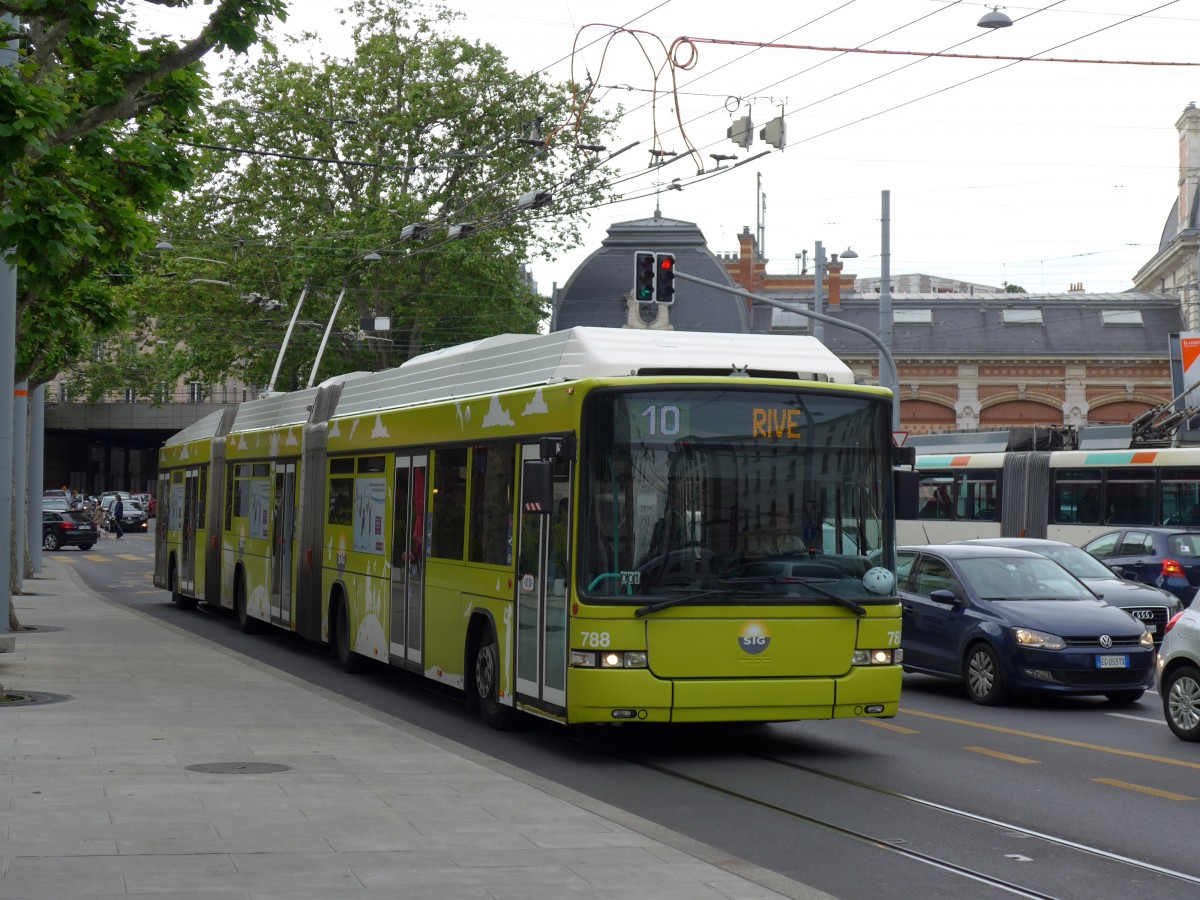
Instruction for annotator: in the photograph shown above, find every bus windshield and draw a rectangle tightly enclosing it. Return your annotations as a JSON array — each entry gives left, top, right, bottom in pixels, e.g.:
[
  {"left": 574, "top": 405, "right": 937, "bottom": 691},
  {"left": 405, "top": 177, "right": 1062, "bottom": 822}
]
[{"left": 580, "top": 388, "right": 893, "bottom": 602}]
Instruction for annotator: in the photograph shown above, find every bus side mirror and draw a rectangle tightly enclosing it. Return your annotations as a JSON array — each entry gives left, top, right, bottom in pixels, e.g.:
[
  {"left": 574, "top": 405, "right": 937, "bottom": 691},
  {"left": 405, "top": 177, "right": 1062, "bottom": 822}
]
[
  {"left": 522, "top": 460, "right": 554, "bottom": 515},
  {"left": 894, "top": 469, "right": 920, "bottom": 520}
]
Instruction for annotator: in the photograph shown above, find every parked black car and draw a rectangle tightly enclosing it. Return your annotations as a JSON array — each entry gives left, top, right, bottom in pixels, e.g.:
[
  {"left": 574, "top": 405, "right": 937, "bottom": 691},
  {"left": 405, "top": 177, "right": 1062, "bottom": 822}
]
[
  {"left": 1082, "top": 528, "right": 1200, "bottom": 607},
  {"left": 42, "top": 510, "right": 99, "bottom": 550}
]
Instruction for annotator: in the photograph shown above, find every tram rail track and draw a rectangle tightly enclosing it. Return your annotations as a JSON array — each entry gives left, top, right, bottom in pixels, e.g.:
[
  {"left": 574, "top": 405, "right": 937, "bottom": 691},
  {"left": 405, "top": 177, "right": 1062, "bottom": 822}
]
[{"left": 571, "top": 732, "right": 1200, "bottom": 900}]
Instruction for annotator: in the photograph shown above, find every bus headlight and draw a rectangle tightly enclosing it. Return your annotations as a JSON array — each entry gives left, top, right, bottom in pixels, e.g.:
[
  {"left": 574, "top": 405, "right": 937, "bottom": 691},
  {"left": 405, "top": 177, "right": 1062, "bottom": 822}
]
[
  {"left": 853, "top": 648, "right": 902, "bottom": 666},
  {"left": 571, "top": 650, "right": 648, "bottom": 668}
]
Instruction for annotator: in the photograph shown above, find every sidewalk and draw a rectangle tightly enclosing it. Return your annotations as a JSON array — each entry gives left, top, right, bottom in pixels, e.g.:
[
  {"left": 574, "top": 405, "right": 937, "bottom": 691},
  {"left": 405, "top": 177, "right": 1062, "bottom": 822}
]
[{"left": 0, "top": 560, "right": 833, "bottom": 900}]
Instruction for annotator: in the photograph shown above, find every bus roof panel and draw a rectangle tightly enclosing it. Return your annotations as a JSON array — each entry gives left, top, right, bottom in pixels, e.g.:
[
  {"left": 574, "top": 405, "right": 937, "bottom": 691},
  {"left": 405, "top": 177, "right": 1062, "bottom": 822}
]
[{"left": 334, "top": 327, "right": 856, "bottom": 418}]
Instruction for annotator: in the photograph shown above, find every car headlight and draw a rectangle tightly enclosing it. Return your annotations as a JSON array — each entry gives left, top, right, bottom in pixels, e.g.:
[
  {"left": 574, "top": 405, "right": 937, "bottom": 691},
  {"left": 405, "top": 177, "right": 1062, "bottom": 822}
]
[
  {"left": 1139, "top": 631, "right": 1154, "bottom": 650},
  {"left": 1012, "top": 627, "right": 1065, "bottom": 650}
]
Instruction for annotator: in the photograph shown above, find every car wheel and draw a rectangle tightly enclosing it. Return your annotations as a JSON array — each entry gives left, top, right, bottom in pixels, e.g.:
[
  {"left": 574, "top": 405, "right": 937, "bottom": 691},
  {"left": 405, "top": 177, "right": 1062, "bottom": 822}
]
[
  {"left": 1104, "top": 690, "right": 1144, "bottom": 704},
  {"left": 963, "top": 643, "right": 1008, "bottom": 706},
  {"left": 1163, "top": 664, "right": 1200, "bottom": 741},
  {"left": 43, "top": 531, "right": 60, "bottom": 551},
  {"left": 471, "top": 625, "right": 514, "bottom": 729}
]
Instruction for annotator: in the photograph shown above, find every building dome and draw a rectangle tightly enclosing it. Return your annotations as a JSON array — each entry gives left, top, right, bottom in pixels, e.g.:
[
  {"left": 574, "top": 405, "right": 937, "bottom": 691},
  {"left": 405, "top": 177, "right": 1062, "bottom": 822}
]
[{"left": 551, "top": 212, "right": 750, "bottom": 333}]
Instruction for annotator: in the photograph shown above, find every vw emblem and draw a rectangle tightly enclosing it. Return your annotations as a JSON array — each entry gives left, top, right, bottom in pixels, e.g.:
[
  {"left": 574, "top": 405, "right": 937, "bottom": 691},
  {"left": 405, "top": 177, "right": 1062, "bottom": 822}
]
[{"left": 1099, "top": 634, "right": 1113, "bottom": 649}]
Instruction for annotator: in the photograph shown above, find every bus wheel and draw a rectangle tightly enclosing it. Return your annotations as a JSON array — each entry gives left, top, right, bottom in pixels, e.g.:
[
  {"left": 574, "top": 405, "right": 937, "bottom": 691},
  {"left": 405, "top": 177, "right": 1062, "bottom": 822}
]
[
  {"left": 235, "top": 572, "right": 258, "bottom": 633},
  {"left": 333, "top": 598, "right": 359, "bottom": 673},
  {"left": 172, "top": 563, "right": 198, "bottom": 611},
  {"left": 472, "top": 627, "right": 514, "bottom": 730}
]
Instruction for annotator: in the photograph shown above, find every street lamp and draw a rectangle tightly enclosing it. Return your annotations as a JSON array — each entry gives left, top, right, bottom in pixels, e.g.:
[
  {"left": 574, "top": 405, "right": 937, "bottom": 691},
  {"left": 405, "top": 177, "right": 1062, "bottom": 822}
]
[{"left": 978, "top": 6, "right": 1012, "bottom": 28}]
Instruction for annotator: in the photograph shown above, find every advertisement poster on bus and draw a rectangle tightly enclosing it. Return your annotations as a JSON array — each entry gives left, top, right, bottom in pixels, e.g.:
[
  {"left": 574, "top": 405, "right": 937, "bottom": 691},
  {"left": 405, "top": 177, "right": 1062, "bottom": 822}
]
[
  {"left": 354, "top": 477, "right": 387, "bottom": 554},
  {"left": 248, "top": 479, "right": 271, "bottom": 540}
]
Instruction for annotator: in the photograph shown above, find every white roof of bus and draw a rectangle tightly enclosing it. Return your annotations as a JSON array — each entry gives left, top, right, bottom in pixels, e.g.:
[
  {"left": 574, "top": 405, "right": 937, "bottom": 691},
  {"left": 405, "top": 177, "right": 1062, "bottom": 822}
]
[
  {"left": 333, "top": 327, "right": 856, "bottom": 418},
  {"left": 164, "top": 328, "right": 858, "bottom": 446}
]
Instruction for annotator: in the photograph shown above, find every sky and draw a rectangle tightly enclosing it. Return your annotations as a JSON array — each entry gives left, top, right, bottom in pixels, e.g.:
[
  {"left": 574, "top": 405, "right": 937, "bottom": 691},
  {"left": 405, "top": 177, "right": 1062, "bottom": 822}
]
[{"left": 138, "top": 0, "right": 1200, "bottom": 297}]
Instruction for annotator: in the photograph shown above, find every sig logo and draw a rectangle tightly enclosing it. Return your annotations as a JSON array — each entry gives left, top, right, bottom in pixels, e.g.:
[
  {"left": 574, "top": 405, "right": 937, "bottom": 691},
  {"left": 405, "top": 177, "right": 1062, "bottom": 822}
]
[{"left": 738, "top": 621, "right": 771, "bottom": 655}]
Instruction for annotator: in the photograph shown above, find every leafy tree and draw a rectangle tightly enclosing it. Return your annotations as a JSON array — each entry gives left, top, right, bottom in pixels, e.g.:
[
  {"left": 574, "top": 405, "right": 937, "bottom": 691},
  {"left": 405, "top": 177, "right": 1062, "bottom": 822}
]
[
  {"left": 0, "top": 1, "right": 286, "bottom": 616},
  {"left": 1, "top": 0, "right": 288, "bottom": 388},
  {"left": 92, "top": 0, "right": 617, "bottom": 397},
  {"left": 1005, "top": 283, "right": 1027, "bottom": 293}
]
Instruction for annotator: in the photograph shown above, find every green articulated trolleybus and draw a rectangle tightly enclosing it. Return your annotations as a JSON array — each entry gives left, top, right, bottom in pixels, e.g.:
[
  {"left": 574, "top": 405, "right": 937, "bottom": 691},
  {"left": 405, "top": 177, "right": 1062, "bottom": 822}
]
[{"left": 154, "top": 327, "right": 911, "bottom": 727}]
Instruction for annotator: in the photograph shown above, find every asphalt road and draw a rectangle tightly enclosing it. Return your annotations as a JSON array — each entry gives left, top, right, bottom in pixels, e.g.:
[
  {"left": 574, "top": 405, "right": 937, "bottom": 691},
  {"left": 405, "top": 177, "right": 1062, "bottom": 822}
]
[{"left": 43, "top": 532, "right": 1200, "bottom": 900}]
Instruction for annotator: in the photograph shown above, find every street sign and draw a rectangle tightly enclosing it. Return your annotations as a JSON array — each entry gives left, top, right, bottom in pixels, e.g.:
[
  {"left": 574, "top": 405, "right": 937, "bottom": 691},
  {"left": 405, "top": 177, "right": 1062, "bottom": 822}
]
[{"left": 892, "top": 431, "right": 908, "bottom": 447}]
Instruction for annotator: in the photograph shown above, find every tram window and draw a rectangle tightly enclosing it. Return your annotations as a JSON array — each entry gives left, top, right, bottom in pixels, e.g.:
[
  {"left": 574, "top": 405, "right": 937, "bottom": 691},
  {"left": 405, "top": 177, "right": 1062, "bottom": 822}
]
[
  {"left": 917, "top": 476, "right": 954, "bottom": 520},
  {"left": 357, "top": 456, "right": 385, "bottom": 474},
  {"left": 198, "top": 468, "right": 207, "bottom": 528},
  {"left": 960, "top": 471, "right": 998, "bottom": 520},
  {"left": 1054, "top": 469, "right": 1101, "bottom": 524},
  {"left": 328, "top": 477, "right": 352, "bottom": 525},
  {"left": 1105, "top": 469, "right": 1155, "bottom": 526},
  {"left": 1163, "top": 468, "right": 1200, "bottom": 524},
  {"left": 431, "top": 448, "right": 468, "bottom": 559},
  {"left": 224, "top": 465, "right": 234, "bottom": 530},
  {"left": 468, "top": 444, "right": 515, "bottom": 566}
]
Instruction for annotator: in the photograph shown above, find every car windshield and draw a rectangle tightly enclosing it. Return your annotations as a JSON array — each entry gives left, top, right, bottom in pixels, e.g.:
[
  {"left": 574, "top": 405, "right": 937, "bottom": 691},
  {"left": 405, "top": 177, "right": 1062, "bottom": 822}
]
[
  {"left": 1034, "top": 545, "right": 1120, "bottom": 580},
  {"left": 957, "top": 556, "right": 1096, "bottom": 601}
]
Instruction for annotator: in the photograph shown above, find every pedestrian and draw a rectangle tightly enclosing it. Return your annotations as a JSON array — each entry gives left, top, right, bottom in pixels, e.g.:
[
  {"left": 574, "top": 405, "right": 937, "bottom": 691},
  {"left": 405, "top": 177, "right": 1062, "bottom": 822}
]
[
  {"left": 90, "top": 500, "right": 107, "bottom": 540},
  {"left": 111, "top": 496, "right": 124, "bottom": 539}
]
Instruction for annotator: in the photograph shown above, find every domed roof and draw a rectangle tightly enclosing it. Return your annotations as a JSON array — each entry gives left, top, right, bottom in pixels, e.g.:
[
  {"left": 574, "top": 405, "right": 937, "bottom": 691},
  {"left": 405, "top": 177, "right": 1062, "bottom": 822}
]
[{"left": 551, "top": 212, "right": 750, "bottom": 333}]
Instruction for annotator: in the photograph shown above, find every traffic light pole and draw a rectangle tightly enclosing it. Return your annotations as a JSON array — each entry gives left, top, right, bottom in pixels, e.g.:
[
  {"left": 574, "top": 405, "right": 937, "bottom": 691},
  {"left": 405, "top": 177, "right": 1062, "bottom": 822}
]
[{"left": 671, "top": 269, "right": 901, "bottom": 426}]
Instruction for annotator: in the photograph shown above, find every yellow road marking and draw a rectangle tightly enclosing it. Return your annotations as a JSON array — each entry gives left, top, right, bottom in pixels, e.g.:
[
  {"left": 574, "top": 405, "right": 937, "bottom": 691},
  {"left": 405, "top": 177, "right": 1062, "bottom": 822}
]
[
  {"left": 904, "top": 708, "right": 1200, "bottom": 771},
  {"left": 965, "top": 746, "right": 1039, "bottom": 764},
  {"left": 1093, "top": 778, "right": 1194, "bottom": 801},
  {"left": 116, "top": 555, "right": 144, "bottom": 561},
  {"left": 861, "top": 719, "right": 919, "bottom": 734},
  {"left": 83, "top": 555, "right": 107, "bottom": 562}
]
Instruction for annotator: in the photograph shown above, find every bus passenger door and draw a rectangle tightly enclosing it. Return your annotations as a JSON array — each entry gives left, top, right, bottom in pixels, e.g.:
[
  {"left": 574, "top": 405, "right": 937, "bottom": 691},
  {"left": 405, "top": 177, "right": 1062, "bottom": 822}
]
[
  {"left": 154, "top": 472, "right": 170, "bottom": 587},
  {"left": 390, "top": 455, "right": 426, "bottom": 670},
  {"left": 270, "top": 462, "right": 297, "bottom": 625},
  {"left": 181, "top": 468, "right": 201, "bottom": 593},
  {"left": 515, "top": 445, "right": 571, "bottom": 712}
]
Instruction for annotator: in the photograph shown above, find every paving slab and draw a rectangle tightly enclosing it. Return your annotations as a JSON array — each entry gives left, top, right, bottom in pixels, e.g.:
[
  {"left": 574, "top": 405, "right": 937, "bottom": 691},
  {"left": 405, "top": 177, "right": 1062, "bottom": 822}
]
[{"left": 0, "top": 560, "right": 835, "bottom": 900}]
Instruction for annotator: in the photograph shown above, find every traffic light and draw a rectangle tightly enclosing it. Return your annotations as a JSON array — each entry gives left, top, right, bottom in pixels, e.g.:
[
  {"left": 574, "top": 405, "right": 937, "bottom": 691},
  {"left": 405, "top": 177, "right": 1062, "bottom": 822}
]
[
  {"left": 727, "top": 115, "right": 753, "bottom": 149},
  {"left": 635, "top": 251, "right": 656, "bottom": 302},
  {"left": 655, "top": 253, "right": 676, "bottom": 304},
  {"left": 760, "top": 116, "right": 787, "bottom": 149}
]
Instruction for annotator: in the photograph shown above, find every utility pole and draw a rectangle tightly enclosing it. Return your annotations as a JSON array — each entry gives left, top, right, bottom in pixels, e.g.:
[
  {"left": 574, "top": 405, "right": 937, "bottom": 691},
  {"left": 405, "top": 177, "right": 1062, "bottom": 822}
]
[
  {"left": 1, "top": 13, "right": 18, "bottom": 645},
  {"left": 813, "top": 241, "right": 825, "bottom": 342}
]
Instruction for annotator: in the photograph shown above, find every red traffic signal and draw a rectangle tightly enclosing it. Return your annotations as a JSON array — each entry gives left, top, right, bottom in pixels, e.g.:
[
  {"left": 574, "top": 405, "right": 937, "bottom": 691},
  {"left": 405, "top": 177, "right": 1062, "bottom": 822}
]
[{"left": 655, "top": 253, "right": 676, "bottom": 304}]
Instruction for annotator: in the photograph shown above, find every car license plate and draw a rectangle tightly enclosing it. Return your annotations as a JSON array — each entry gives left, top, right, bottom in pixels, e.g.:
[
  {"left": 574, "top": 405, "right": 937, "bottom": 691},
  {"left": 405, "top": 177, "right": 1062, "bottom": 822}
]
[
  {"left": 1096, "top": 655, "right": 1129, "bottom": 669},
  {"left": 1146, "top": 625, "right": 1157, "bottom": 634}
]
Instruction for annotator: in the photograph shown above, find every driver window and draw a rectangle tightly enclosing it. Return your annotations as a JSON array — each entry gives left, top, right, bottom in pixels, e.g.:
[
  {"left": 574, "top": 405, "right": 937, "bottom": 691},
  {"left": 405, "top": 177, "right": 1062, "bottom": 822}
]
[{"left": 912, "top": 556, "right": 959, "bottom": 599}]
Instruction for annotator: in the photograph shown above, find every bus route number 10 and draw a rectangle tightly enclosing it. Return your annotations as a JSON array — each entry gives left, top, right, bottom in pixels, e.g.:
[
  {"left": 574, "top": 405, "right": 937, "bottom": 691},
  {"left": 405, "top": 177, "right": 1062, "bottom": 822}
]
[{"left": 639, "top": 404, "right": 682, "bottom": 437}]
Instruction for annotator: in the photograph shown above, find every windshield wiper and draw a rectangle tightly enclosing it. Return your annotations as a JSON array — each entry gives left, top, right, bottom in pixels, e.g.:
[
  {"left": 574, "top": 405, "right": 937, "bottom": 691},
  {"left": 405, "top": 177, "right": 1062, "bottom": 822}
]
[
  {"left": 635, "top": 589, "right": 720, "bottom": 617},
  {"left": 721, "top": 576, "right": 867, "bottom": 616}
]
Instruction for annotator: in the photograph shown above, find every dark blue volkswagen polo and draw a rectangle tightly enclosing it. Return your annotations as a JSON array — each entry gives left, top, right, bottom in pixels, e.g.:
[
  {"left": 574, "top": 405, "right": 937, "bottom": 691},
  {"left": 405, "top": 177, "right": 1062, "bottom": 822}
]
[{"left": 897, "top": 544, "right": 1155, "bottom": 705}]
